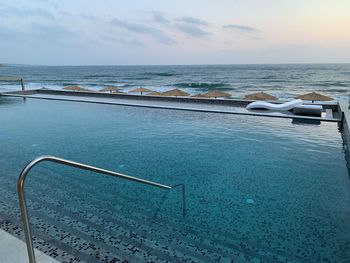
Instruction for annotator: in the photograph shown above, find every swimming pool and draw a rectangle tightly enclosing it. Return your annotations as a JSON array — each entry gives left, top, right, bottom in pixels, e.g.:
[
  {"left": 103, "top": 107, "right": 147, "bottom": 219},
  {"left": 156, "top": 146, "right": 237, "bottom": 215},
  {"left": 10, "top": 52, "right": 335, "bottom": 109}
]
[{"left": 0, "top": 97, "right": 349, "bottom": 262}]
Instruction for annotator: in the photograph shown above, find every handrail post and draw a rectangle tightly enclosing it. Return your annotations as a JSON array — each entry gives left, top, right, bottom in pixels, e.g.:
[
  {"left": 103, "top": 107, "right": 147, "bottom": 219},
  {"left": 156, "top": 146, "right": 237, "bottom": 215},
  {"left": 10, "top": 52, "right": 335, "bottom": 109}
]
[
  {"left": 20, "top": 78, "right": 25, "bottom": 91},
  {"left": 17, "top": 160, "right": 37, "bottom": 263},
  {"left": 17, "top": 155, "right": 173, "bottom": 263}
]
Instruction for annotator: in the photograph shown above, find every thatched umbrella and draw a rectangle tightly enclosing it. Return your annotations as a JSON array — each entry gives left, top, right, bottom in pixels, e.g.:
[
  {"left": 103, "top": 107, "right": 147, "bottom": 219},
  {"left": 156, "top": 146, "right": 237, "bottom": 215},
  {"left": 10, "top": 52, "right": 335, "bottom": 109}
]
[
  {"left": 245, "top": 92, "right": 277, "bottom": 100},
  {"left": 129, "top": 87, "right": 153, "bottom": 95},
  {"left": 63, "top": 85, "right": 91, "bottom": 92},
  {"left": 162, "top": 88, "right": 190, "bottom": 97},
  {"left": 39, "top": 87, "right": 50, "bottom": 90},
  {"left": 202, "top": 90, "right": 231, "bottom": 98},
  {"left": 191, "top": 93, "right": 207, "bottom": 98},
  {"left": 147, "top": 91, "right": 165, "bottom": 96},
  {"left": 99, "top": 86, "right": 121, "bottom": 93},
  {"left": 111, "top": 90, "right": 125, "bottom": 94},
  {"left": 296, "top": 92, "right": 333, "bottom": 102}
]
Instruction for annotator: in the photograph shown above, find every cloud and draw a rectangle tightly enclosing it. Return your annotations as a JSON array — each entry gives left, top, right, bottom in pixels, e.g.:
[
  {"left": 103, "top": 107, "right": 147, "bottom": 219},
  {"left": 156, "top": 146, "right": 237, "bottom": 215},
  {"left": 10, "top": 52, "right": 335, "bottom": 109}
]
[
  {"left": 0, "top": 6, "right": 54, "bottom": 19},
  {"left": 59, "top": 11, "right": 71, "bottom": 16},
  {"left": 0, "top": 26, "right": 19, "bottom": 40},
  {"left": 38, "top": 0, "right": 59, "bottom": 9},
  {"left": 175, "top": 16, "right": 211, "bottom": 38},
  {"left": 153, "top": 13, "right": 169, "bottom": 23},
  {"left": 111, "top": 18, "right": 175, "bottom": 45},
  {"left": 251, "top": 37, "right": 262, "bottom": 41},
  {"left": 80, "top": 13, "right": 99, "bottom": 22},
  {"left": 223, "top": 24, "right": 259, "bottom": 33},
  {"left": 0, "top": 23, "right": 76, "bottom": 45},
  {"left": 101, "top": 35, "right": 144, "bottom": 46},
  {"left": 176, "top": 23, "right": 212, "bottom": 38},
  {"left": 177, "top": 16, "right": 208, "bottom": 26},
  {"left": 27, "top": 23, "right": 75, "bottom": 39}
]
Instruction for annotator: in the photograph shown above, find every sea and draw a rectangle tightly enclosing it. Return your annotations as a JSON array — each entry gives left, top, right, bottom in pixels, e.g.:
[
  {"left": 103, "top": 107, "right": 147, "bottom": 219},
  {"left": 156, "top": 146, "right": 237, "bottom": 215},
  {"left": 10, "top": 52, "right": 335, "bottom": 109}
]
[{"left": 0, "top": 64, "right": 349, "bottom": 100}]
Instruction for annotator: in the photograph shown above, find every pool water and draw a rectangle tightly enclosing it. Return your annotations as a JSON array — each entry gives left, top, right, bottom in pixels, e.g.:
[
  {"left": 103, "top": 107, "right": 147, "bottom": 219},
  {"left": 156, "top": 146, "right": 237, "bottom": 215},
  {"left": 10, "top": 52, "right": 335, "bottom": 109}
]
[{"left": 0, "top": 97, "right": 349, "bottom": 262}]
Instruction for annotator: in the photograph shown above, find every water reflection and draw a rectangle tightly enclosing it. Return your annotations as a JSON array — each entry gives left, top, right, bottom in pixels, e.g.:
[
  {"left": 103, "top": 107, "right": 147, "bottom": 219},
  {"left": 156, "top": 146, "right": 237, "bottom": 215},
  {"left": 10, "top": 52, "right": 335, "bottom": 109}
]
[
  {"left": 0, "top": 96, "right": 25, "bottom": 106},
  {"left": 292, "top": 118, "right": 321, "bottom": 125}
]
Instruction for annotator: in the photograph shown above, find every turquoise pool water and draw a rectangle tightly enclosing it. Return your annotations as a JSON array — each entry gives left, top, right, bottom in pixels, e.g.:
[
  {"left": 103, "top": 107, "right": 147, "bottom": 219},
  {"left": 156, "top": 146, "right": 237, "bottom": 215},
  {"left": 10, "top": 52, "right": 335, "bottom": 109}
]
[{"left": 0, "top": 97, "right": 349, "bottom": 262}]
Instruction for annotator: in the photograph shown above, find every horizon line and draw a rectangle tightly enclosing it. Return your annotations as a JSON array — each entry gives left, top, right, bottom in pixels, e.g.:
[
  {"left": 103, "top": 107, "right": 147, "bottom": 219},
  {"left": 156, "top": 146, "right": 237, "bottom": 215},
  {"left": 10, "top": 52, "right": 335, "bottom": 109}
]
[{"left": 2, "top": 62, "right": 350, "bottom": 67}]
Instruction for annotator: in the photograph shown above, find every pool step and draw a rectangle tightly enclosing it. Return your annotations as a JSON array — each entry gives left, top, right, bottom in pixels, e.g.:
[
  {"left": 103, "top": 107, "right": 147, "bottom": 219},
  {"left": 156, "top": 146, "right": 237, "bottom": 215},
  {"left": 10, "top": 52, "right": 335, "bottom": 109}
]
[
  {"left": 0, "top": 182, "right": 247, "bottom": 263},
  {"left": 35, "top": 167, "right": 298, "bottom": 262},
  {"left": 18, "top": 170, "right": 297, "bottom": 262},
  {"left": 0, "top": 178, "right": 243, "bottom": 262},
  {"left": 0, "top": 162, "right": 298, "bottom": 262},
  {"left": 0, "top": 199, "right": 144, "bottom": 263},
  {"left": 29, "top": 192, "right": 248, "bottom": 263}
]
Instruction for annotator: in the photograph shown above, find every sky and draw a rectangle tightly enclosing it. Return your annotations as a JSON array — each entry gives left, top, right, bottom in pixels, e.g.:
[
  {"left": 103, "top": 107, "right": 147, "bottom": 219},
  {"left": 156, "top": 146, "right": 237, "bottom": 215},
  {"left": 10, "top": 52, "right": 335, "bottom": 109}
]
[{"left": 0, "top": 0, "right": 349, "bottom": 65}]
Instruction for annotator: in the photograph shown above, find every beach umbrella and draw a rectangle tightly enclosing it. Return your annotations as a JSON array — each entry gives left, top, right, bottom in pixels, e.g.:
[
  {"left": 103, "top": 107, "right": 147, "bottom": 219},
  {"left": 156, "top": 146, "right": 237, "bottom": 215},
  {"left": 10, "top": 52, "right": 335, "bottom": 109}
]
[
  {"left": 39, "top": 87, "right": 50, "bottom": 90},
  {"left": 296, "top": 92, "right": 333, "bottom": 102},
  {"left": 202, "top": 90, "right": 231, "bottom": 98},
  {"left": 63, "top": 85, "right": 91, "bottom": 92},
  {"left": 129, "top": 87, "right": 153, "bottom": 95},
  {"left": 111, "top": 90, "right": 125, "bottom": 94},
  {"left": 191, "top": 93, "right": 207, "bottom": 98},
  {"left": 147, "top": 91, "right": 165, "bottom": 96},
  {"left": 162, "top": 88, "right": 190, "bottom": 97},
  {"left": 99, "top": 86, "right": 121, "bottom": 93},
  {"left": 245, "top": 92, "right": 277, "bottom": 100}
]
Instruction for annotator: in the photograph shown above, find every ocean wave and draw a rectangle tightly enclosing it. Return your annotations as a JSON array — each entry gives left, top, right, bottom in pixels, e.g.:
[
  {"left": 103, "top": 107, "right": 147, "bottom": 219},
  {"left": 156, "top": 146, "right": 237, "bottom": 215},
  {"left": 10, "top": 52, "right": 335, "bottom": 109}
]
[
  {"left": 257, "top": 75, "right": 278, "bottom": 80},
  {"left": 142, "top": 72, "right": 176, "bottom": 77},
  {"left": 320, "top": 88, "right": 349, "bottom": 93},
  {"left": 83, "top": 74, "right": 114, "bottom": 78},
  {"left": 173, "top": 82, "right": 229, "bottom": 89},
  {"left": 62, "top": 82, "right": 79, "bottom": 86},
  {"left": 125, "top": 76, "right": 153, "bottom": 80},
  {"left": 311, "top": 82, "right": 349, "bottom": 87}
]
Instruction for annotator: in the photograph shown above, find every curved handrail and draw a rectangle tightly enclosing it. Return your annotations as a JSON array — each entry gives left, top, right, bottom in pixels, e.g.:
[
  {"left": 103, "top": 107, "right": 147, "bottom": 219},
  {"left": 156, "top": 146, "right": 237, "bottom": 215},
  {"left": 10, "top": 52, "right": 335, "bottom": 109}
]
[{"left": 17, "top": 155, "right": 173, "bottom": 263}]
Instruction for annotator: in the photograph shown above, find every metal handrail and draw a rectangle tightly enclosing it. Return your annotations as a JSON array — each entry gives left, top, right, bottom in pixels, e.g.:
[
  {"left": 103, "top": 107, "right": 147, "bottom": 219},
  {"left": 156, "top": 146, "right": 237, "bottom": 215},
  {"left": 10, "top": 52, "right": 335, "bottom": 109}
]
[
  {"left": 17, "top": 155, "right": 182, "bottom": 263},
  {"left": 0, "top": 76, "right": 25, "bottom": 90}
]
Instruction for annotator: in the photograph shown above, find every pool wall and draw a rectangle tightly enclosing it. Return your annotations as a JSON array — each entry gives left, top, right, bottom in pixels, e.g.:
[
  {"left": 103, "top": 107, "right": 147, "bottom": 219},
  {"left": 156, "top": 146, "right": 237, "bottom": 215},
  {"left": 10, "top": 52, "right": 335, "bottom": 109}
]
[
  {"left": 339, "top": 99, "right": 350, "bottom": 149},
  {"left": 2, "top": 89, "right": 339, "bottom": 110}
]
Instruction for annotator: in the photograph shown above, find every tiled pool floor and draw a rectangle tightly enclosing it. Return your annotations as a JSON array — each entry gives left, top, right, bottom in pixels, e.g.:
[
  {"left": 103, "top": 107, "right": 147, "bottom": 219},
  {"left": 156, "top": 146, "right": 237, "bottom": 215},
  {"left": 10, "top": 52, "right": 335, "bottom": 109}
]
[
  {"left": 0, "top": 97, "right": 349, "bottom": 262},
  {"left": 0, "top": 164, "right": 298, "bottom": 262}
]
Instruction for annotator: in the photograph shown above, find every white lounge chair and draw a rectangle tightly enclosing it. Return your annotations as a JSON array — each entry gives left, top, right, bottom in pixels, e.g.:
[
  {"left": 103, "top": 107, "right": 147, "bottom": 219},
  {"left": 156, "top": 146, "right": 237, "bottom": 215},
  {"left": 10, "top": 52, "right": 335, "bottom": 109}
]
[
  {"left": 246, "top": 99, "right": 323, "bottom": 117},
  {"left": 246, "top": 99, "right": 303, "bottom": 111}
]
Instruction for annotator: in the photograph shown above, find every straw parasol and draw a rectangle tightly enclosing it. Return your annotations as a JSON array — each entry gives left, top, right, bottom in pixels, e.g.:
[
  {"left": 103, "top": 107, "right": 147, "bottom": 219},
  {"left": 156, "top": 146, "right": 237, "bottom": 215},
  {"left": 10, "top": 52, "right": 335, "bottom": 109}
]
[
  {"left": 296, "top": 92, "right": 333, "bottom": 102},
  {"left": 129, "top": 87, "right": 153, "bottom": 95},
  {"left": 147, "top": 91, "right": 165, "bottom": 96},
  {"left": 202, "top": 90, "right": 231, "bottom": 98},
  {"left": 245, "top": 92, "right": 277, "bottom": 100},
  {"left": 63, "top": 85, "right": 91, "bottom": 92},
  {"left": 111, "top": 90, "right": 125, "bottom": 94},
  {"left": 162, "top": 88, "right": 190, "bottom": 97},
  {"left": 191, "top": 93, "right": 207, "bottom": 98},
  {"left": 99, "top": 86, "right": 122, "bottom": 93}
]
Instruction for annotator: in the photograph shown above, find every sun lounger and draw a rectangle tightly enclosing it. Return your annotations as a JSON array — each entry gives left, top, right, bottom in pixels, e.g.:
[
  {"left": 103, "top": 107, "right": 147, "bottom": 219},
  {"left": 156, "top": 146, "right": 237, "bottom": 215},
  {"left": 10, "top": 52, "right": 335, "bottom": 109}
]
[
  {"left": 246, "top": 99, "right": 303, "bottom": 111},
  {"left": 246, "top": 99, "right": 323, "bottom": 117}
]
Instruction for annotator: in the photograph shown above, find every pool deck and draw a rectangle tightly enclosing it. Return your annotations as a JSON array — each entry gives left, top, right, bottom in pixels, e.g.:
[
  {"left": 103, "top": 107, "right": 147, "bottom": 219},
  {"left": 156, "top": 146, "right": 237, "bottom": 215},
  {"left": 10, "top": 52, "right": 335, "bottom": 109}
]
[
  {"left": 0, "top": 229, "right": 57, "bottom": 263},
  {"left": 0, "top": 89, "right": 342, "bottom": 122}
]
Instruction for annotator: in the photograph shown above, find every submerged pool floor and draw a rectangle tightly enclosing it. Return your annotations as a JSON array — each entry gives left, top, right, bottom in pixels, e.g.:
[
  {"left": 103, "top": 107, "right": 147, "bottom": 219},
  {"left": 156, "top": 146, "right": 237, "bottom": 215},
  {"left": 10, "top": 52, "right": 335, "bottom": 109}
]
[{"left": 0, "top": 97, "right": 349, "bottom": 262}]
